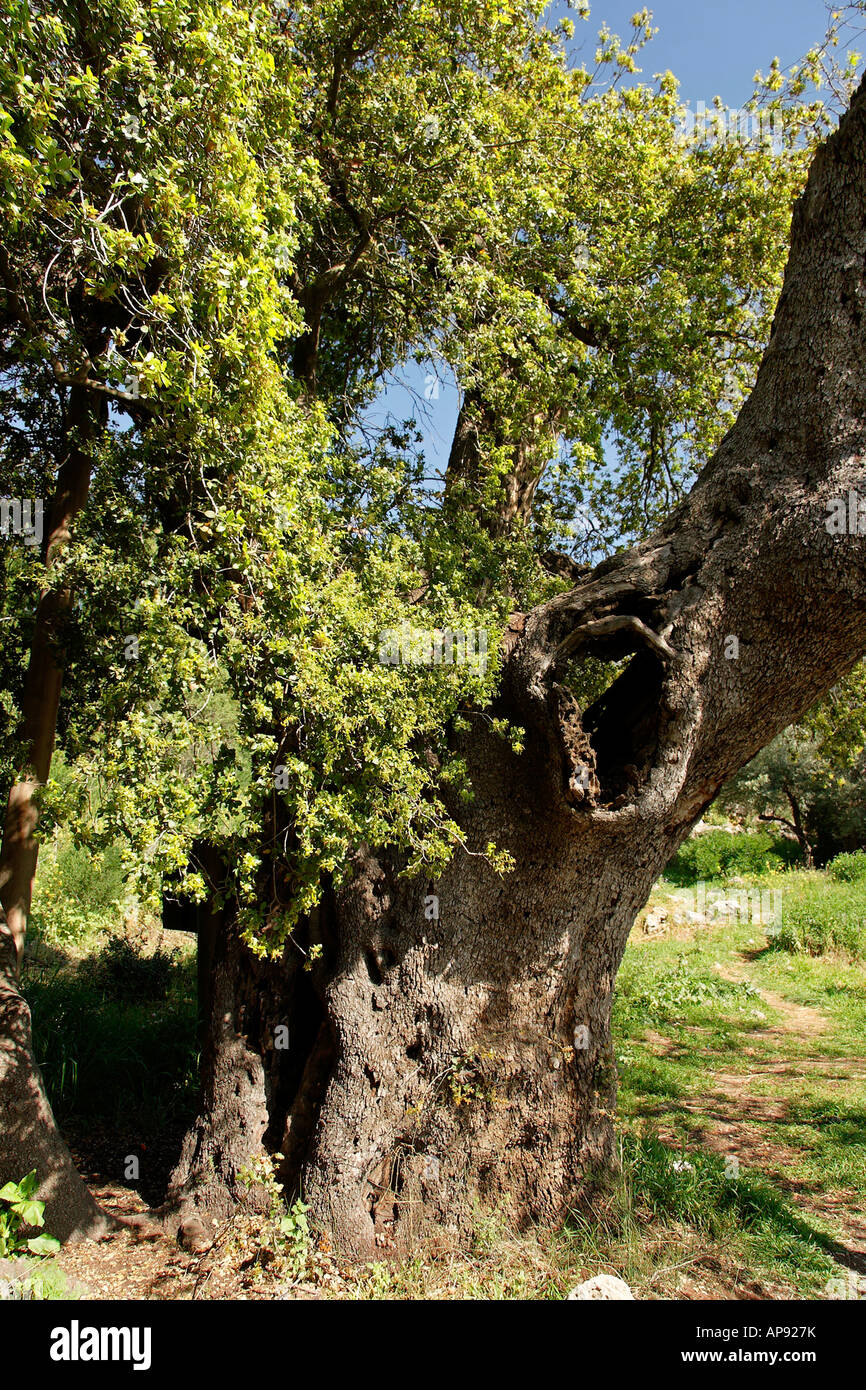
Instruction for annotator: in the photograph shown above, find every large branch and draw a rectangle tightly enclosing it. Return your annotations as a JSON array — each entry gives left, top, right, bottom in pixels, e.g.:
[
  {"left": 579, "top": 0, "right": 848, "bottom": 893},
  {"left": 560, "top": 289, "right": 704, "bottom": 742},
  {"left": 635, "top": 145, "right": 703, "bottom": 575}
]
[{"left": 507, "top": 77, "right": 866, "bottom": 828}]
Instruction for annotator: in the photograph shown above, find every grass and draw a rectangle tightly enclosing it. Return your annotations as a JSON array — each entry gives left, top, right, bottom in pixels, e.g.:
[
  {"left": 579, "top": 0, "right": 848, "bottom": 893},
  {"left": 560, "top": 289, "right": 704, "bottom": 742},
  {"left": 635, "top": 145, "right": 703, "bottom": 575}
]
[
  {"left": 610, "top": 865, "right": 866, "bottom": 1297},
  {"left": 771, "top": 878, "right": 866, "bottom": 956},
  {"left": 23, "top": 936, "right": 198, "bottom": 1133},
  {"left": 0, "top": 1260, "right": 79, "bottom": 1301}
]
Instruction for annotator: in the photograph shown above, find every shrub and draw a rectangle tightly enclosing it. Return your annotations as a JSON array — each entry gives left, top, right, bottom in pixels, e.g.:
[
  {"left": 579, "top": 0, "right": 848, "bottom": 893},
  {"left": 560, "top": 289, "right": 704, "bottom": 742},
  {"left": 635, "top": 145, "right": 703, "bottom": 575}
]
[
  {"left": 666, "top": 830, "right": 800, "bottom": 886},
  {"left": 26, "top": 959, "right": 197, "bottom": 1128},
  {"left": 30, "top": 837, "right": 127, "bottom": 947},
  {"left": 826, "top": 850, "right": 866, "bottom": 883},
  {"left": 93, "top": 935, "right": 179, "bottom": 1003},
  {"left": 769, "top": 882, "right": 866, "bottom": 957}
]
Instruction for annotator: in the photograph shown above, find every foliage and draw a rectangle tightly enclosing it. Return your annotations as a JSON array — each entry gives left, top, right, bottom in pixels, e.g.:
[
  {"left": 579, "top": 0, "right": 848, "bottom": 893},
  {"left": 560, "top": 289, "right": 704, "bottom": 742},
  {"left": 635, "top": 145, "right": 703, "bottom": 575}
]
[
  {"left": 92, "top": 934, "right": 180, "bottom": 1002},
  {"left": 0, "top": 1263, "right": 75, "bottom": 1299},
  {"left": 0, "top": 1173, "right": 61, "bottom": 1258},
  {"left": 665, "top": 829, "right": 800, "bottom": 885},
  {"left": 717, "top": 665, "right": 866, "bottom": 864},
  {"left": 827, "top": 849, "right": 866, "bottom": 883},
  {"left": 25, "top": 950, "right": 197, "bottom": 1126},
  {"left": 29, "top": 835, "right": 127, "bottom": 947},
  {"left": 770, "top": 882, "right": 866, "bottom": 958},
  {"left": 237, "top": 1152, "right": 312, "bottom": 1283},
  {"left": 0, "top": 0, "right": 850, "bottom": 952}
]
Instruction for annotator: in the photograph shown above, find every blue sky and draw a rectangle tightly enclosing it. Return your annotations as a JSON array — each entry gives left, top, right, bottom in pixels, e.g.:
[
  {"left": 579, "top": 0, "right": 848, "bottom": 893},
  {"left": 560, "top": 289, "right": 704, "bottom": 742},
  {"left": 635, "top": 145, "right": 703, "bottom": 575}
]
[
  {"left": 370, "top": 0, "right": 842, "bottom": 472},
  {"left": 566, "top": 0, "right": 834, "bottom": 108}
]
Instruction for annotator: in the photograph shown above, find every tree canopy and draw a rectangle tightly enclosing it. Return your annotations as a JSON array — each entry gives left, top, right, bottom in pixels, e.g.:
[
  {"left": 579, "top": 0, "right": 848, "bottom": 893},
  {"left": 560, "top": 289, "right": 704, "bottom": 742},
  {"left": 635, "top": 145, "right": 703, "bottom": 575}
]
[{"left": 0, "top": 0, "right": 858, "bottom": 951}]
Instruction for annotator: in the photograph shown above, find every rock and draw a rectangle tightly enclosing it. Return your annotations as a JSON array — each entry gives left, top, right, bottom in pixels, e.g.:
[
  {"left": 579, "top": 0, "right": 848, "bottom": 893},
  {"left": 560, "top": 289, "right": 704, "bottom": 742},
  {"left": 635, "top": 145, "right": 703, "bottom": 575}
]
[
  {"left": 643, "top": 905, "right": 668, "bottom": 934},
  {"left": 178, "top": 1216, "right": 212, "bottom": 1254},
  {"left": 567, "top": 1275, "right": 635, "bottom": 1300}
]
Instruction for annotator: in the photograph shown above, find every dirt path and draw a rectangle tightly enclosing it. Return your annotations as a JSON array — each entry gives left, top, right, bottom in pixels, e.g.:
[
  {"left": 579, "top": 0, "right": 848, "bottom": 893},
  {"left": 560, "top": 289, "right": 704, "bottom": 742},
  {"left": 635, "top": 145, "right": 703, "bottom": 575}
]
[{"left": 672, "top": 956, "right": 866, "bottom": 1278}]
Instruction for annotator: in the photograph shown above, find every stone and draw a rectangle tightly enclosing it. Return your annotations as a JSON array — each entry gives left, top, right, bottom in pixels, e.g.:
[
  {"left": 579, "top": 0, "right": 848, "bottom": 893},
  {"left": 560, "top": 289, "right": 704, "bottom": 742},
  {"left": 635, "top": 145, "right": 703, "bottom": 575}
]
[
  {"left": 567, "top": 1274, "right": 635, "bottom": 1300},
  {"left": 177, "top": 1216, "right": 212, "bottom": 1254}
]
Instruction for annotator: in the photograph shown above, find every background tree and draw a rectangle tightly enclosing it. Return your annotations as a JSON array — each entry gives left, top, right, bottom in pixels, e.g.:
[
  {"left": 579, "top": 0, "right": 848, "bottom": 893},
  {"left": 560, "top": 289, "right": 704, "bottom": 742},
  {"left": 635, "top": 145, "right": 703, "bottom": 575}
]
[
  {"left": 717, "top": 661, "right": 866, "bottom": 865},
  {"left": 0, "top": 0, "right": 314, "bottom": 1237}
]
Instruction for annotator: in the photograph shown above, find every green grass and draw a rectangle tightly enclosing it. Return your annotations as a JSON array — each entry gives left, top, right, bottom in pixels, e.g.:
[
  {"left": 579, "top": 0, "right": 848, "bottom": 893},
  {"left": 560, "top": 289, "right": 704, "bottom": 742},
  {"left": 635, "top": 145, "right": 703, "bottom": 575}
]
[
  {"left": 613, "top": 866, "right": 866, "bottom": 1297},
  {"left": 24, "top": 949, "right": 198, "bottom": 1131},
  {"left": 0, "top": 1261, "right": 79, "bottom": 1300},
  {"left": 771, "top": 879, "right": 866, "bottom": 956}
]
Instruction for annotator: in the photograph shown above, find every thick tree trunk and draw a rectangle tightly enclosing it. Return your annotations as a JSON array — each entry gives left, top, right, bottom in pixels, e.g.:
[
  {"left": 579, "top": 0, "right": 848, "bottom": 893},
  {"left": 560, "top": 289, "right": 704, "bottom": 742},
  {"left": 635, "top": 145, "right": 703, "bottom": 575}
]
[
  {"left": 172, "top": 82, "right": 866, "bottom": 1256},
  {"left": 0, "top": 916, "right": 109, "bottom": 1240},
  {"left": 167, "top": 897, "right": 336, "bottom": 1224},
  {"left": 299, "top": 722, "right": 658, "bottom": 1255}
]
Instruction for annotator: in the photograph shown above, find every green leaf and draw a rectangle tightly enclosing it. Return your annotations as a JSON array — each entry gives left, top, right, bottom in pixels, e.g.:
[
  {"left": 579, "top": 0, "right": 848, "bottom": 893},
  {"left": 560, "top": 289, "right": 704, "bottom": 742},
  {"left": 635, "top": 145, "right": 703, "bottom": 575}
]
[{"left": 27, "top": 1234, "right": 61, "bottom": 1257}]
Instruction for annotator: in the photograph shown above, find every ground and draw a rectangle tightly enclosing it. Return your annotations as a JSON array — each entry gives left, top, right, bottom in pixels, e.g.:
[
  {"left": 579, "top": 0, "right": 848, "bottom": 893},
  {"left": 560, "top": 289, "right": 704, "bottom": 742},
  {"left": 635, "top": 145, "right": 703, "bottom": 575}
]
[{"left": 616, "top": 877, "right": 866, "bottom": 1299}]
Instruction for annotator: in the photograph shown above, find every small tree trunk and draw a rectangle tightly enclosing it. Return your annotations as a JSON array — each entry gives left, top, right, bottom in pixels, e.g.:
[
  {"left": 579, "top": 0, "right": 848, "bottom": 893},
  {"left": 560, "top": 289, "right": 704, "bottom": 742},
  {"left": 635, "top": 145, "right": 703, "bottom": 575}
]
[
  {"left": 0, "top": 919, "right": 109, "bottom": 1241},
  {"left": 0, "top": 384, "right": 108, "bottom": 1240},
  {"left": 785, "top": 790, "right": 815, "bottom": 869},
  {"left": 0, "top": 384, "right": 103, "bottom": 951}
]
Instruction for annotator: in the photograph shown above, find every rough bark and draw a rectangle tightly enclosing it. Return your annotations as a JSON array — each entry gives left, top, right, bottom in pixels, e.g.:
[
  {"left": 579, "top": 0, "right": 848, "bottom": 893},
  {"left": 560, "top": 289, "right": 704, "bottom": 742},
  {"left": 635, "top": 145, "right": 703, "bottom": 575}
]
[
  {"left": 443, "top": 389, "right": 555, "bottom": 539},
  {"left": 0, "top": 915, "right": 109, "bottom": 1241},
  {"left": 166, "top": 896, "right": 335, "bottom": 1225},
  {"left": 172, "top": 82, "right": 866, "bottom": 1256}
]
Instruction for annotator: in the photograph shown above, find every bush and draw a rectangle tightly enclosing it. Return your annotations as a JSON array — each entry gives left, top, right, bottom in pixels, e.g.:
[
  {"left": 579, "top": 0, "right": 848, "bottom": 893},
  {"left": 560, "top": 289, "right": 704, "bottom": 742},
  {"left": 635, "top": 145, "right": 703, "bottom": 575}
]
[
  {"left": 666, "top": 830, "right": 800, "bottom": 886},
  {"left": 29, "top": 837, "right": 127, "bottom": 947},
  {"left": 826, "top": 850, "right": 866, "bottom": 883},
  {"left": 770, "top": 882, "right": 866, "bottom": 957},
  {"left": 25, "top": 955, "right": 197, "bottom": 1128},
  {"left": 93, "top": 936, "right": 179, "bottom": 1003}
]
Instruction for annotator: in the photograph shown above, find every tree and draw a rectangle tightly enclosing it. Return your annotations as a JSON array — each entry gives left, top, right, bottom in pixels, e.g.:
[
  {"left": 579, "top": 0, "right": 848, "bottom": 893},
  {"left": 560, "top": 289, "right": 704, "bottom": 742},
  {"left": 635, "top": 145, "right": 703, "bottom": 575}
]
[
  {"left": 717, "top": 662, "right": 866, "bottom": 864},
  {"left": 0, "top": 0, "right": 310, "bottom": 1237},
  {"left": 167, "top": 13, "right": 866, "bottom": 1254},
  {"left": 2, "top": 0, "right": 865, "bottom": 1257}
]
